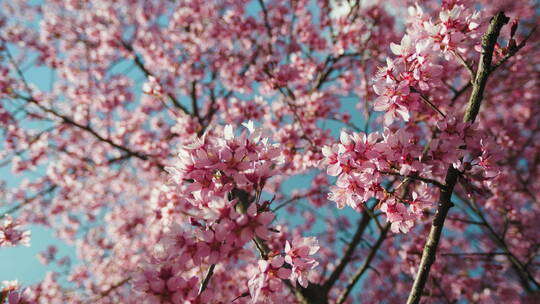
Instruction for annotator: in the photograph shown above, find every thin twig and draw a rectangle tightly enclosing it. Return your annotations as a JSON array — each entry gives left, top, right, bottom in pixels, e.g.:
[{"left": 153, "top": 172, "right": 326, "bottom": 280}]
[
  {"left": 491, "top": 25, "right": 537, "bottom": 72},
  {"left": 462, "top": 196, "right": 540, "bottom": 292},
  {"left": 452, "top": 50, "right": 476, "bottom": 79},
  {"left": 15, "top": 94, "right": 158, "bottom": 167},
  {"left": 88, "top": 277, "right": 131, "bottom": 303},
  {"left": 451, "top": 82, "right": 472, "bottom": 103},
  {"left": 410, "top": 87, "right": 447, "bottom": 118},
  {"left": 5, "top": 46, "right": 161, "bottom": 170},
  {"left": 0, "top": 185, "right": 57, "bottom": 219},
  {"left": 257, "top": 0, "right": 273, "bottom": 53},
  {"left": 379, "top": 171, "right": 445, "bottom": 189},
  {"left": 190, "top": 81, "right": 201, "bottom": 121},
  {"left": 121, "top": 40, "right": 190, "bottom": 114},
  {"left": 198, "top": 264, "right": 216, "bottom": 295}
]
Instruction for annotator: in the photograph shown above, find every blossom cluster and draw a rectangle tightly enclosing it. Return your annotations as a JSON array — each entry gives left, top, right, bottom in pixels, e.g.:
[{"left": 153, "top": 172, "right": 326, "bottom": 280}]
[
  {"left": 0, "top": 215, "right": 30, "bottom": 247},
  {"left": 0, "top": 280, "right": 32, "bottom": 304},
  {"left": 323, "top": 128, "right": 430, "bottom": 233},
  {"left": 373, "top": 5, "right": 480, "bottom": 125},
  {"left": 248, "top": 237, "right": 320, "bottom": 302},
  {"left": 323, "top": 113, "right": 502, "bottom": 233},
  {"left": 0, "top": 0, "right": 538, "bottom": 303},
  {"left": 166, "top": 121, "right": 282, "bottom": 204},
  {"left": 132, "top": 123, "right": 320, "bottom": 302}
]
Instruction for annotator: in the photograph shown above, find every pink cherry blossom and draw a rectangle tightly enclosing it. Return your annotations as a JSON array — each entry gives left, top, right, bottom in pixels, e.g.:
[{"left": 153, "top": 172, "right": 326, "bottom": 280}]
[
  {"left": 0, "top": 215, "right": 30, "bottom": 247},
  {"left": 0, "top": 1, "right": 539, "bottom": 303},
  {"left": 284, "top": 237, "right": 320, "bottom": 288}
]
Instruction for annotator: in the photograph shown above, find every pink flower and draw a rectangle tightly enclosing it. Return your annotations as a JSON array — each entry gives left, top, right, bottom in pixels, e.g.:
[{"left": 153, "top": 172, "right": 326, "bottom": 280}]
[
  {"left": 235, "top": 203, "right": 274, "bottom": 243},
  {"left": 284, "top": 237, "right": 320, "bottom": 287},
  {"left": 132, "top": 254, "right": 199, "bottom": 303},
  {"left": 0, "top": 216, "right": 30, "bottom": 247},
  {"left": 248, "top": 256, "right": 291, "bottom": 302},
  {"left": 380, "top": 198, "right": 414, "bottom": 233},
  {"left": 194, "top": 228, "right": 232, "bottom": 264},
  {"left": 1, "top": 281, "right": 30, "bottom": 304}
]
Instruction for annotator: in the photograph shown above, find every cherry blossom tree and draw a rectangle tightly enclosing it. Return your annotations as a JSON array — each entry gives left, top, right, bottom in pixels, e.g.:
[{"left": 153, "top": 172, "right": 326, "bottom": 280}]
[{"left": 1, "top": 0, "right": 539, "bottom": 303}]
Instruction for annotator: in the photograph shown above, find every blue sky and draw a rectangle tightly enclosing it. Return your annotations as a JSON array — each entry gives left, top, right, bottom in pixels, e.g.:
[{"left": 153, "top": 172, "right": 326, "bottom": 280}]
[{"left": 0, "top": 43, "right": 74, "bottom": 284}]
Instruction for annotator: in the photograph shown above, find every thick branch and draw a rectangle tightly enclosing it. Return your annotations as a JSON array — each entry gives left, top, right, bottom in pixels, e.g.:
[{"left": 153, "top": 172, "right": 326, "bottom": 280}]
[
  {"left": 324, "top": 211, "right": 371, "bottom": 291},
  {"left": 405, "top": 12, "right": 510, "bottom": 304},
  {"left": 464, "top": 14, "right": 509, "bottom": 123},
  {"left": 336, "top": 224, "right": 390, "bottom": 304}
]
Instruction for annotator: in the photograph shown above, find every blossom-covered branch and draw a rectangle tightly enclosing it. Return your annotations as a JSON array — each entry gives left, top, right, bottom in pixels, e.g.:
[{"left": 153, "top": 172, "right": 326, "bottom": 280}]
[{"left": 406, "top": 12, "right": 511, "bottom": 304}]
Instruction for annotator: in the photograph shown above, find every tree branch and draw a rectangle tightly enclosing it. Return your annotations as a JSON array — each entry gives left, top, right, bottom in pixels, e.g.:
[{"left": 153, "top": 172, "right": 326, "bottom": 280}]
[
  {"left": 87, "top": 277, "right": 131, "bottom": 303},
  {"left": 379, "top": 171, "right": 445, "bottom": 189},
  {"left": 491, "top": 25, "right": 537, "bottom": 72},
  {"left": 121, "top": 40, "right": 190, "bottom": 115},
  {"left": 0, "top": 185, "right": 57, "bottom": 220},
  {"left": 410, "top": 87, "right": 447, "bottom": 118},
  {"left": 452, "top": 50, "right": 476, "bottom": 79},
  {"left": 462, "top": 196, "right": 540, "bottom": 292},
  {"left": 333, "top": 137, "right": 434, "bottom": 303},
  {"left": 405, "top": 12, "right": 510, "bottom": 304},
  {"left": 190, "top": 81, "right": 201, "bottom": 121},
  {"left": 323, "top": 211, "right": 371, "bottom": 291},
  {"left": 257, "top": 0, "right": 274, "bottom": 53},
  {"left": 198, "top": 264, "right": 215, "bottom": 295},
  {"left": 4, "top": 46, "right": 162, "bottom": 171},
  {"left": 451, "top": 82, "right": 472, "bottom": 103},
  {"left": 14, "top": 94, "right": 161, "bottom": 168},
  {"left": 336, "top": 224, "right": 390, "bottom": 304}
]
